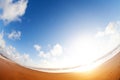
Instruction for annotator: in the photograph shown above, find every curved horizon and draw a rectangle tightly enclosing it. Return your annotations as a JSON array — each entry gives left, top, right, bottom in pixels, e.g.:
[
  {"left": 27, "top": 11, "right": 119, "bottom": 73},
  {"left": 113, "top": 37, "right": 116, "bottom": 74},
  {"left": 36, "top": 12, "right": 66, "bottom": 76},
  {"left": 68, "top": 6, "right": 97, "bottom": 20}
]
[{"left": 1, "top": 44, "right": 120, "bottom": 73}]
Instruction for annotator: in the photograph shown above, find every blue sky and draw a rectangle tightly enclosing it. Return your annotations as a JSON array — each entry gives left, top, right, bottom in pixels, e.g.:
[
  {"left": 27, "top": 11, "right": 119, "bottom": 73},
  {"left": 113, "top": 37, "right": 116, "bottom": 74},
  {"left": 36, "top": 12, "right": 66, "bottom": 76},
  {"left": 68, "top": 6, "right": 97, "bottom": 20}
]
[{"left": 0, "top": 0, "right": 120, "bottom": 72}]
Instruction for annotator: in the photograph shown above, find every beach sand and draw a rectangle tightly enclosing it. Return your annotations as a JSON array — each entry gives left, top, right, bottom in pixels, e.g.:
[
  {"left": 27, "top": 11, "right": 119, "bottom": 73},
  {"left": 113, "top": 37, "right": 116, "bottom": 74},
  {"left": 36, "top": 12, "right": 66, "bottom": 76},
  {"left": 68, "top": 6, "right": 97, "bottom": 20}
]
[{"left": 0, "top": 52, "right": 120, "bottom": 80}]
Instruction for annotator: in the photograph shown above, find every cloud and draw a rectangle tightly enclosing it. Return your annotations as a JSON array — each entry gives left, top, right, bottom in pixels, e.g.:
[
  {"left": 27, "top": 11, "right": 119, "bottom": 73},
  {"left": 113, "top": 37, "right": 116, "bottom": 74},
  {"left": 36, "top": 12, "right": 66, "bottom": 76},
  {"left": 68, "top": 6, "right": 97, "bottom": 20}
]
[
  {"left": 8, "top": 30, "right": 21, "bottom": 40},
  {"left": 96, "top": 21, "right": 120, "bottom": 46},
  {"left": 0, "top": 31, "right": 5, "bottom": 48},
  {"left": 96, "top": 22, "right": 119, "bottom": 37},
  {"left": 0, "top": 31, "right": 33, "bottom": 66},
  {"left": 0, "top": 0, "right": 28, "bottom": 24},
  {"left": 49, "top": 44, "right": 63, "bottom": 56},
  {"left": 38, "top": 44, "right": 63, "bottom": 58},
  {"left": 34, "top": 44, "right": 41, "bottom": 52},
  {"left": 34, "top": 43, "right": 63, "bottom": 67},
  {"left": 3, "top": 45, "right": 33, "bottom": 65}
]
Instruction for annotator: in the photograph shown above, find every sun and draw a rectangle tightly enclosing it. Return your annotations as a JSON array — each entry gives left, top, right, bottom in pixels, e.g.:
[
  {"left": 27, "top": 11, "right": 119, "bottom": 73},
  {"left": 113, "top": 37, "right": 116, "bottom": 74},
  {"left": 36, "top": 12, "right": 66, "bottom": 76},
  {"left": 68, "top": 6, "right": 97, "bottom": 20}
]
[
  {"left": 65, "top": 36, "right": 98, "bottom": 61},
  {"left": 61, "top": 35, "right": 111, "bottom": 72}
]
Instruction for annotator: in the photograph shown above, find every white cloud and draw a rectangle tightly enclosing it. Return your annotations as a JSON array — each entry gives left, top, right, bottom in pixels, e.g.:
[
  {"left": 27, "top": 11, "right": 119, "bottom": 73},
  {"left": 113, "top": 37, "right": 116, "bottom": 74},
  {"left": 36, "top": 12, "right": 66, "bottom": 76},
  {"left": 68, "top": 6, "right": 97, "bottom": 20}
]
[
  {"left": 96, "top": 21, "right": 120, "bottom": 46},
  {"left": 0, "top": 31, "right": 5, "bottom": 48},
  {"left": 96, "top": 22, "right": 119, "bottom": 37},
  {"left": 0, "top": 0, "right": 28, "bottom": 24},
  {"left": 8, "top": 30, "right": 21, "bottom": 40},
  {"left": 4, "top": 45, "right": 33, "bottom": 66},
  {"left": 38, "top": 44, "right": 63, "bottom": 58},
  {"left": 0, "top": 31, "right": 33, "bottom": 66},
  {"left": 50, "top": 44, "right": 63, "bottom": 56},
  {"left": 34, "top": 44, "right": 41, "bottom": 52},
  {"left": 34, "top": 43, "right": 63, "bottom": 58},
  {"left": 33, "top": 43, "right": 63, "bottom": 67}
]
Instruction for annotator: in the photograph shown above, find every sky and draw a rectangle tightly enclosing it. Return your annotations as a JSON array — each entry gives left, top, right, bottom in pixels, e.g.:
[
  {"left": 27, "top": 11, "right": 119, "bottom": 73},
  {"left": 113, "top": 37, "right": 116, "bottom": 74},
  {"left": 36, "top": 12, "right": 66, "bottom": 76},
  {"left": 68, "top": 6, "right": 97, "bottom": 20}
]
[{"left": 0, "top": 0, "right": 120, "bottom": 72}]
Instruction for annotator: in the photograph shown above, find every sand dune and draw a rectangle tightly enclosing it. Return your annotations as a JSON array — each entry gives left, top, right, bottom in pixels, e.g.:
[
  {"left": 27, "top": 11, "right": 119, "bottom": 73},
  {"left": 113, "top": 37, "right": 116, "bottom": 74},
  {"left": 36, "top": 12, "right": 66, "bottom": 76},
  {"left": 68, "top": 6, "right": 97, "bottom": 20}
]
[{"left": 0, "top": 52, "right": 120, "bottom": 80}]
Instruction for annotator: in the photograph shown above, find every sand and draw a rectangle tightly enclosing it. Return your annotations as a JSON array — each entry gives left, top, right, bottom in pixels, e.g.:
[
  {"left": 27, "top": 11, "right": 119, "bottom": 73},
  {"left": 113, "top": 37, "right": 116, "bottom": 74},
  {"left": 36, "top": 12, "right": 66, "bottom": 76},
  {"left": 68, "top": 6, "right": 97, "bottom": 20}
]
[{"left": 0, "top": 52, "right": 120, "bottom": 80}]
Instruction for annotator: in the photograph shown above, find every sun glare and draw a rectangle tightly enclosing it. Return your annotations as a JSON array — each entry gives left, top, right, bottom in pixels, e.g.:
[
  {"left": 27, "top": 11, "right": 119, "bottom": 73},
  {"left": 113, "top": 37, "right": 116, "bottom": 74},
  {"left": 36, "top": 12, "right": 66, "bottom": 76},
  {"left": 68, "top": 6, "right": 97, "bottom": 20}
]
[
  {"left": 60, "top": 34, "right": 118, "bottom": 72},
  {"left": 64, "top": 36, "right": 99, "bottom": 64}
]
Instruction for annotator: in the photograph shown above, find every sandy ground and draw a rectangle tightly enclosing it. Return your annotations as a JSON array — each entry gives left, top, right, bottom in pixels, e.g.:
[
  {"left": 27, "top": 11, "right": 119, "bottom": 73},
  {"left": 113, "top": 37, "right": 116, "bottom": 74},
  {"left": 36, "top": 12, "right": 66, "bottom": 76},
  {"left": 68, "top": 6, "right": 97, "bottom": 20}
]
[{"left": 0, "top": 52, "right": 120, "bottom": 80}]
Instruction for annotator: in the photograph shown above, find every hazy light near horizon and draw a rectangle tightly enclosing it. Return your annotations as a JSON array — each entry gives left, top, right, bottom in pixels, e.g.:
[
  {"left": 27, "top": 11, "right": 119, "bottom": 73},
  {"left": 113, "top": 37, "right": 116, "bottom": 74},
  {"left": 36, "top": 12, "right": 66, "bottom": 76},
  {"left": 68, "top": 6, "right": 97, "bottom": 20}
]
[{"left": 28, "top": 21, "right": 120, "bottom": 73}]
